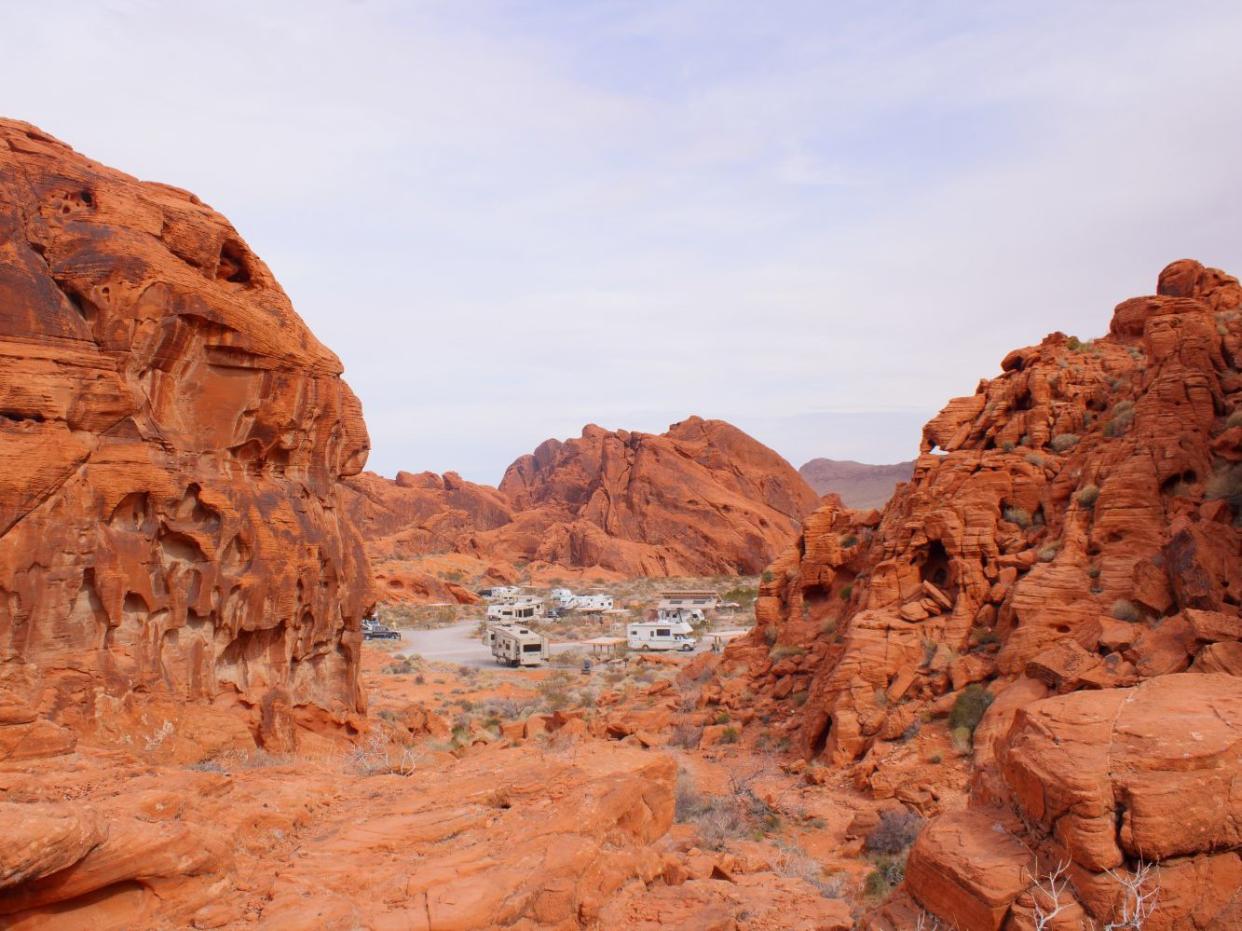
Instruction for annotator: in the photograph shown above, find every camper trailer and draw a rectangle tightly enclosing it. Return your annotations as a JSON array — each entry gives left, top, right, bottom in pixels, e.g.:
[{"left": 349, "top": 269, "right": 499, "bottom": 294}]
[
  {"left": 484, "top": 586, "right": 520, "bottom": 601},
  {"left": 486, "top": 601, "right": 542, "bottom": 622},
  {"left": 549, "top": 588, "right": 576, "bottom": 608},
  {"left": 657, "top": 605, "right": 705, "bottom": 623},
  {"left": 574, "top": 593, "right": 613, "bottom": 612},
  {"left": 484, "top": 624, "right": 548, "bottom": 667},
  {"left": 659, "top": 591, "right": 719, "bottom": 611},
  {"left": 627, "top": 620, "right": 696, "bottom": 652}
]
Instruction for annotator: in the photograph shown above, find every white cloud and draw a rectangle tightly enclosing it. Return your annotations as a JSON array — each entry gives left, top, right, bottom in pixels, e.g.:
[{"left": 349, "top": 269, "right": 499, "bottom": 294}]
[{"left": 4, "top": 0, "right": 1241, "bottom": 482}]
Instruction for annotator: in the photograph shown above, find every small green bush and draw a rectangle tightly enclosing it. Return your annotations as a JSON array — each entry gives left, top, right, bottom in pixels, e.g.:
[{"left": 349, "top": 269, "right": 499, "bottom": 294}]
[
  {"left": 720, "top": 726, "right": 740, "bottom": 744},
  {"left": 949, "top": 684, "right": 994, "bottom": 735},
  {"left": 761, "top": 570, "right": 776, "bottom": 584},
  {"left": 1002, "top": 440, "right": 1015, "bottom": 452},
  {"left": 1025, "top": 452, "right": 1045, "bottom": 467},
  {"left": 1051, "top": 433, "right": 1080, "bottom": 453},
  {"left": 1076, "top": 484, "right": 1100, "bottom": 507},
  {"left": 1206, "top": 464, "right": 1242, "bottom": 509},
  {"left": 840, "top": 533, "right": 858, "bottom": 548},
  {"left": 1003, "top": 506, "right": 1032, "bottom": 528},
  {"left": 839, "top": 583, "right": 853, "bottom": 601},
  {"left": 1037, "top": 543, "right": 1059, "bottom": 562},
  {"left": 1111, "top": 599, "right": 1141, "bottom": 622}
]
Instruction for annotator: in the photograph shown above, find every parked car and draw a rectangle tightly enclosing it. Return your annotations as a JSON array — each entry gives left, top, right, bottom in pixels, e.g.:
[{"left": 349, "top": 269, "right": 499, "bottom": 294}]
[
  {"left": 546, "top": 607, "right": 566, "bottom": 619},
  {"left": 361, "top": 617, "right": 400, "bottom": 641}
]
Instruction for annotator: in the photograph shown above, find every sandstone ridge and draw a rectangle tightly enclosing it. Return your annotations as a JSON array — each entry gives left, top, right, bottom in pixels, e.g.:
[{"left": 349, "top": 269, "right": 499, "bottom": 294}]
[
  {"left": 712, "top": 259, "right": 1242, "bottom": 929},
  {"left": 347, "top": 415, "right": 822, "bottom": 592}
]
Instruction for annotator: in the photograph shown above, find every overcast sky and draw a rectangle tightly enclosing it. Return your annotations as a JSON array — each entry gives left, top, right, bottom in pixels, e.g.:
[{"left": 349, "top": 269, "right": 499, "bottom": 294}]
[{"left": 5, "top": 1, "right": 1242, "bottom": 482}]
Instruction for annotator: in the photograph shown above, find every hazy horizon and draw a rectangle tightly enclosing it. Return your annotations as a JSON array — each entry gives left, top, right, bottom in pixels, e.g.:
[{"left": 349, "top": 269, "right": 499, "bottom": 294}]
[{"left": 6, "top": 1, "right": 1242, "bottom": 483}]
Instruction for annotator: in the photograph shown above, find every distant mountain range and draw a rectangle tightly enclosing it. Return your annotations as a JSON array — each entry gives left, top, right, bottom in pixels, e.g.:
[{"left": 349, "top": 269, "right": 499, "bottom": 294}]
[{"left": 797, "top": 457, "right": 915, "bottom": 509}]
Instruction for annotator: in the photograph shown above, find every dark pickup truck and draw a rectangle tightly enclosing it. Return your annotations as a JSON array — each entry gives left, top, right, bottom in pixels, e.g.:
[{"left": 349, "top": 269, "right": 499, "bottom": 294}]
[{"left": 361, "top": 618, "right": 400, "bottom": 641}]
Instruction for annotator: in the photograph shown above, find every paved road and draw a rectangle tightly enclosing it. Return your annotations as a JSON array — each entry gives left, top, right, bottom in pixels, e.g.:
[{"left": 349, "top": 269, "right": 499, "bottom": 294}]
[
  {"left": 397, "top": 620, "right": 581, "bottom": 669},
  {"left": 397, "top": 619, "right": 725, "bottom": 668}
]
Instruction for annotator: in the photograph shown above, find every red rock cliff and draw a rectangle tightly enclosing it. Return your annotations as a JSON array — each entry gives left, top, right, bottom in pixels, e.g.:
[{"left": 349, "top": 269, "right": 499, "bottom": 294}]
[
  {"left": 476, "top": 416, "right": 821, "bottom": 576},
  {"left": 713, "top": 260, "right": 1242, "bottom": 930},
  {"left": 0, "top": 119, "right": 372, "bottom": 756}
]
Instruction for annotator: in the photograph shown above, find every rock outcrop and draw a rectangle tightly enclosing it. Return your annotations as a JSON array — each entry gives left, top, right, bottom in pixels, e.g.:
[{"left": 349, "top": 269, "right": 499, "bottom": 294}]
[
  {"left": 714, "top": 260, "right": 1242, "bottom": 928},
  {"left": 355, "top": 416, "right": 822, "bottom": 589},
  {"left": 798, "top": 458, "right": 914, "bottom": 509},
  {"left": 479, "top": 417, "right": 821, "bottom": 576},
  {"left": 0, "top": 119, "right": 372, "bottom": 757}
]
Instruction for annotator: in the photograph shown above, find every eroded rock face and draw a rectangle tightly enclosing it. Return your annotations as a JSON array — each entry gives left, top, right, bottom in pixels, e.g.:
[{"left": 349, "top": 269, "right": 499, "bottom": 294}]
[
  {"left": 714, "top": 260, "right": 1242, "bottom": 928},
  {"left": 0, "top": 119, "right": 371, "bottom": 755},
  {"left": 355, "top": 416, "right": 822, "bottom": 585}
]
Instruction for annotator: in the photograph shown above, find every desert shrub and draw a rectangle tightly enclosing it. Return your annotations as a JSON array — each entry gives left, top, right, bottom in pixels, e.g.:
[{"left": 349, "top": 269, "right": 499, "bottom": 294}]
[
  {"left": 1206, "top": 463, "right": 1242, "bottom": 509},
  {"left": 1025, "top": 453, "right": 1045, "bottom": 467},
  {"left": 1111, "top": 599, "right": 1141, "bottom": 622},
  {"left": 929, "top": 753, "right": 943, "bottom": 764},
  {"left": 763, "top": 626, "right": 778, "bottom": 645},
  {"left": 863, "top": 854, "right": 907, "bottom": 901},
  {"left": 949, "top": 684, "right": 994, "bottom": 736},
  {"left": 1003, "top": 506, "right": 1032, "bottom": 529},
  {"left": 899, "top": 720, "right": 921, "bottom": 742},
  {"left": 865, "top": 809, "right": 926, "bottom": 855},
  {"left": 669, "top": 723, "right": 703, "bottom": 749},
  {"left": 1037, "top": 543, "right": 1060, "bottom": 562},
  {"left": 538, "top": 669, "right": 574, "bottom": 710},
  {"left": 383, "top": 656, "right": 417, "bottom": 675},
  {"left": 775, "top": 844, "right": 845, "bottom": 898},
  {"left": 1104, "top": 400, "right": 1137, "bottom": 437},
  {"left": 792, "top": 690, "right": 809, "bottom": 707},
  {"left": 1051, "top": 433, "right": 1080, "bottom": 453},
  {"left": 345, "top": 734, "right": 417, "bottom": 777},
  {"left": 840, "top": 533, "right": 858, "bottom": 547},
  {"left": 761, "top": 570, "right": 776, "bottom": 584},
  {"left": 722, "top": 585, "right": 758, "bottom": 607},
  {"left": 1002, "top": 440, "right": 1015, "bottom": 452},
  {"left": 1076, "top": 484, "right": 1100, "bottom": 507},
  {"left": 1228, "top": 409, "right": 1242, "bottom": 429},
  {"left": 769, "top": 644, "right": 807, "bottom": 661},
  {"left": 713, "top": 710, "right": 731, "bottom": 724},
  {"left": 720, "top": 726, "right": 741, "bottom": 744},
  {"left": 186, "top": 759, "right": 225, "bottom": 773},
  {"left": 414, "top": 673, "right": 426, "bottom": 685},
  {"left": 839, "top": 583, "right": 853, "bottom": 601}
]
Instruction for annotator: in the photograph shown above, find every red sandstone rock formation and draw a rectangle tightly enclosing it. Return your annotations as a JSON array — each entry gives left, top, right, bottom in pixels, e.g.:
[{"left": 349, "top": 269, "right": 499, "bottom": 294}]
[
  {"left": 798, "top": 457, "right": 915, "bottom": 509},
  {"left": 714, "top": 260, "right": 1242, "bottom": 929},
  {"left": 477, "top": 416, "right": 819, "bottom": 576},
  {"left": 0, "top": 119, "right": 372, "bottom": 758},
  {"left": 355, "top": 416, "right": 821, "bottom": 590}
]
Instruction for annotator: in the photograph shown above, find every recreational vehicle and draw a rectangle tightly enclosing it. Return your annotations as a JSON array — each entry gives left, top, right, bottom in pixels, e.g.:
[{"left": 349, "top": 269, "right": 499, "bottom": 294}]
[
  {"left": 574, "top": 593, "right": 613, "bottom": 612},
  {"left": 549, "top": 588, "right": 576, "bottom": 607},
  {"left": 484, "top": 624, "right": 549, "bottom": 667},
  {"left": 658, "top": 591, "right": 719, "bottom": 611},
  {"left": 627, "top": 620, "right": 696, "bottom": 652},
  {"left": 486, "top": 601, "right": 542, "bottom": 622},
  {"left": 657, "top": 605, "right": 705, "bottom": 623},
  {"left": 483, "top": 586, "right": 520, "bottom": 601}
]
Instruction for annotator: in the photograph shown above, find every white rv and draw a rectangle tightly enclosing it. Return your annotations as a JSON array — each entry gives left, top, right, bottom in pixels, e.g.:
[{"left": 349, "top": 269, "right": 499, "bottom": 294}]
[
  {"left": 484, "top": 586, "right": 520, "bottom": 601},
  {"left": 549, "top": 588, "right": 577, "bottom": 608},
  {"left": 483, "top": 624, "right": 548, "bottom": 667},
  {"left": 657, "top": 605, "right": 705, "bottom": 623},
  {"left": 574, "top": 593, "right": 613, "bottom": 612},
  {"left": 486, "top": 601, "right": 542, "bottom": 622},
  {"left": 627, "top": 620, "right": 696, "bottom": 652}
]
